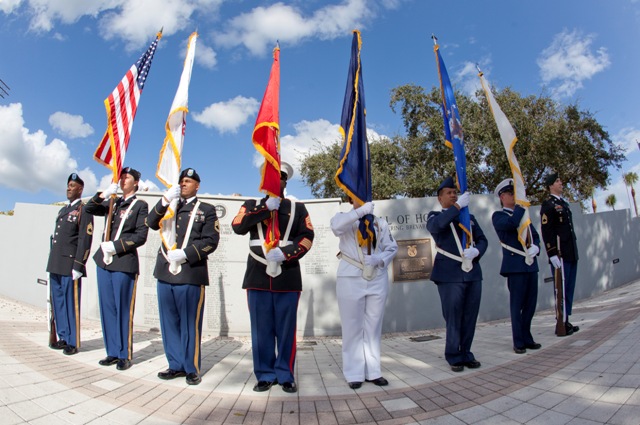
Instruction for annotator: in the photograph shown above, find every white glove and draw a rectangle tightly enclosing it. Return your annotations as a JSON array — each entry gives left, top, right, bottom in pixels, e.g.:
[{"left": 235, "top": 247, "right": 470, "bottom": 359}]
[
  {"left": 266, "top": 196, "right": 281, "bottom": 211},
  {"left": 463, "top": 247, "right": 479, "bottom": 260},
  {"left": 101, "top": 241, "right": 116, "bottom": 255},
  {"left": 167, "top": 249, "right": 187, "bottom": 264},
  {"left": 72, "top": 270, "right": 83, "bottom": 280},
  {"left": 101, "top": 183, "right": 119, "bottom": 199},
  {"left": 527, "top": 245, "right": 540, "bottom": 257},
  {"left": 364, "top": 254, "right": 384, "bottom": 268},
  {"left": 265, "top": 248, "right": 286, "bottom": 263},
  {"left": 163, "top": 185, "right": 180, "bottom": 204},
  {"left": 550, "top": 255, "right": 562, "bottom": 269},
  {"left": 456, "top": 192, "right": 470, "bottom": 209},
  {"left": 355, "top": 202, "right": 374, "bottom": 218}
]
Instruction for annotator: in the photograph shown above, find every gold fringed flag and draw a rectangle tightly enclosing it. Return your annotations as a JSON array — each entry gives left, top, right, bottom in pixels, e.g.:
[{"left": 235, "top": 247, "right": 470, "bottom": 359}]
[
  {"left": 156, "top": 32, "right": 197, "bottom": 258},
  {"left": 252, "top": 44, "right": 281, "bottom": 251},
  {"left": 478, "top": 70, "right": 533, "bottom": 252}
]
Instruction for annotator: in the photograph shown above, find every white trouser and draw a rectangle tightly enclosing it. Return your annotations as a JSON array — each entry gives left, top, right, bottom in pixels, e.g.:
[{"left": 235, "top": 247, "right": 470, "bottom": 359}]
[{"left": 336, "top": 274, "right": 389, "bottom": 382}]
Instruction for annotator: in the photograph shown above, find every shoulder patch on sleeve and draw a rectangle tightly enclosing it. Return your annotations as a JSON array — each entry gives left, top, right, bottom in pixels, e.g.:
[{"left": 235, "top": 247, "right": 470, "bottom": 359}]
[
  {"left": 305, "top": 216, "right": 313, "bottom": 230},
  {"left": 541, "top": 214, "right": 547, "bottom": 225},
  {"left": 86, "top": 222, "right": 93, "bottom": 235}
]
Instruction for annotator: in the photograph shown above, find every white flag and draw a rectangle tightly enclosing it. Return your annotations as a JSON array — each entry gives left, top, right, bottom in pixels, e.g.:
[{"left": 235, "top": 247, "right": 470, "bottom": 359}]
[
  {"left": 479, "top": 72, "right": 533, "bottom": 253},
  {"left": 156, "top": 32, "right": 197, "bottom": 269}
]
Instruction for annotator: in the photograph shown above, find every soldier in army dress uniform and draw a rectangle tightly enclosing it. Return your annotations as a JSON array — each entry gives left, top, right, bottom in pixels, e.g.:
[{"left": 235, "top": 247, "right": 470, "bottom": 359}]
[
  {"left": 232, "top": 162, "right": 314, "bottom": 394},
  {"left": 146, "top": 168, "right": 220, "bottom": 386},
  {"left": 46, "top": 173, "right": 93, "bottom": 355},
  {"left": 540, "top": 172, "right": 580, "bottom": 336},
  {"left": 84, "top": 167, "right": 149, "bottom": 370}
]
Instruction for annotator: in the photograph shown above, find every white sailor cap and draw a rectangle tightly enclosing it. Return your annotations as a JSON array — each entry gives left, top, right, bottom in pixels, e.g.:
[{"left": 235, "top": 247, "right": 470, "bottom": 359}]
[
  {"left": 280, "top": 161, "right": 294, "bottom": 181},
  {"left": 494, "top": 178, "right": 514, "bottom": 197}
]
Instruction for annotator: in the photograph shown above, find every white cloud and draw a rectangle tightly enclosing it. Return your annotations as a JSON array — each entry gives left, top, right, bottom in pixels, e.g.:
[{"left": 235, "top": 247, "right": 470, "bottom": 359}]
[
  {"left": 49, "top": 111, "right": 94, "bottom": 139},
  {"left": 192, "top": 96, "right": 259, "bottom": 133},
  {"left": 0, "top": 103, "right": 97, "bottom": 195},
  {"left": 613, "top": 127, "right": 640, "bottom": 154},
  {"left": 0, "top": 0, "right": 23, "bottom": 14},
  {"left": 3, "top": 0, "right": 223, "bottom": 50},
  {"left": 456, "top": 60, "right": 485, "bottom": 100},
  {"left": 214, "top": 0, "right": 373, "bottom": 56},
  {"left": 96, "top": 173, "right": 159, "bottom": 194},
  {"left": 537, "top": 29, "right": 610, "bottom": 98},
  {"left": 195, "top": 39, "right": 217, "bottom": 69},
  {"left": 251, "top": 118, "right": 385, "bottom": 180}
]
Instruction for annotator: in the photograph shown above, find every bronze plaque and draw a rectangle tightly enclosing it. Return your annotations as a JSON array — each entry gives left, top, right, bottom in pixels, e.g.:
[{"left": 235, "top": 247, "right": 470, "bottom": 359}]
[{"left": 392, "top": 238, "right": 432, "bottom": 282}]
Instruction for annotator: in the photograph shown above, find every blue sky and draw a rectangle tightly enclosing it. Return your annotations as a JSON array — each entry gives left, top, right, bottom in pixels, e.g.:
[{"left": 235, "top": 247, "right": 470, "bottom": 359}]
[{"left": 1, "top": 0, "right": 639, "bottom": 213}]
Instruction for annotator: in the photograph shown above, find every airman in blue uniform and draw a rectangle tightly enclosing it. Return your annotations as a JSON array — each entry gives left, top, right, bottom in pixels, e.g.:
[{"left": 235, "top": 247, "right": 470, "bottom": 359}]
[
  {"left": 491, "top": 179, "right": 542, "bottom": 353},
  {"left": 427, "top": 177, "right": 488, "bottom": 372},
  {"left": 46, "top": 173, "right": 93, "bottom": 355}
]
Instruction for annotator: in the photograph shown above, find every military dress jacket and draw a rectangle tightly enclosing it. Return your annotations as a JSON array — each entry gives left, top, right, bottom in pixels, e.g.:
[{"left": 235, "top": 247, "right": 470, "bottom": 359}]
[
  {"left": 232, "top": 197, "right": 314, "bottom": 292},
  {"left": 540, "top": 195, "right": 578, "bottom": 262},
  {"left": 84, "top": 194, "right": 149, "bottom": 274},
  {"left": 491, "top": 205, "right": 540, "bottom": 276},
  {"left": 146, "top": 197, "right": 220, "bottom": 285},
  {"left": 46, "top": 200, "right": 94, "bottom": 277},
  {"left": 426, "top": 207, "right": 488, "bottom": 283}
]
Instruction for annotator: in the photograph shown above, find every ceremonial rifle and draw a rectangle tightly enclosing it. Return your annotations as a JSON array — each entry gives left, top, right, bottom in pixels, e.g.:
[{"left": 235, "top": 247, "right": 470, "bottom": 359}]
[
  {"left": 554, "top": 236, "right": 566, "bottom": 336},
  {"left": 38, "top": 278, "right": 57, "bottom": 347}
]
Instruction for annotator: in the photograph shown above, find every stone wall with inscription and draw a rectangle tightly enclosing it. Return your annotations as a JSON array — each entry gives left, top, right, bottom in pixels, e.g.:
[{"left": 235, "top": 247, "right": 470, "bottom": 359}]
[{"left": 1, "top": 194, "right": 639, "bottom": 337}]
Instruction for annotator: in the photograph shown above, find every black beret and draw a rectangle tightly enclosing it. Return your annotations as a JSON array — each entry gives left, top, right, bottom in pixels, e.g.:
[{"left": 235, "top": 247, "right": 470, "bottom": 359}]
[
  {"left": 544, "top": 172, "right": 559, "bottom": 188},
  {"left": 437, "top": 176, "right": 456, "bottom": 194},
  {"left": 179, "top": 168, "right": 200, "bottom": 182},
  {"left": 121, "top": 167, "right": 141, "bottom": 181},
  {"left": 67, "top": 173, "right": 84, "bottom": 186}
]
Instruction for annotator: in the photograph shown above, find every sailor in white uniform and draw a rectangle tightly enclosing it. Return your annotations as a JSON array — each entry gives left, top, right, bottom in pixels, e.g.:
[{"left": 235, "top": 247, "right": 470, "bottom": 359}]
[{"left": 330, "top": 200, "right": 398, "bottom": 389}]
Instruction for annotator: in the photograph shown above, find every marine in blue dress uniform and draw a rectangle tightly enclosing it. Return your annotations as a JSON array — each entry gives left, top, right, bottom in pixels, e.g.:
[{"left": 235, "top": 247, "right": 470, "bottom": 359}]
[
  {"left": 46, "top": 173, "right": 94, "bottom": 355},
  {"left": 232, "top": 163, "right": 314, "bottom": 393},
  {"left": 146, "top": 168, "right": 220, "bottom": 386},
  {"left": 540, "top": 172, "right": 580, "bottom": 336},
  {"left": 427, "top": 177, "right": 488, "bottom": 372},
  {"left": 84, "top": 167, "right": 149, "bottom": 370},
  {"left": 491, "top": 179, "right": 542, "bottom": 354}
]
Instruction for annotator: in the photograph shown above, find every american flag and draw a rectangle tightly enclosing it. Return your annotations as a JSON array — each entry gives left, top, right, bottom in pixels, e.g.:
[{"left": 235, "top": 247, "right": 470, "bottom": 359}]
[{"left": 94, "top": 30, "right": 162, "bottom": 180}]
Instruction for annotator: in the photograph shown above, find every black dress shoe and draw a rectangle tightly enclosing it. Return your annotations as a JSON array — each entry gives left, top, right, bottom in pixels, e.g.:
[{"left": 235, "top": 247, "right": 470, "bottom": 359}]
[
  {"left": 348, "top": 381, "right": 362, "bottom": 389},
  {"left": 366, "top": 377, "right": 389, "bottom": 386},
  {"left": 158, "top": 369, "right": 186, "bottom": 380},
  {"left": 451, "top": 363, "right": 464, "bottom": 372},
  {"left": 525, "top": 343, "right": 542, "bottom": 350},
  {"left": 116, "top": 358, "right": 132, "bottom": 370},
  {"left": 464, "top": 360, "right": 481, "bottom": 369},
  {"left": 63, "top": 345, "right": 78, "bottom": 355},
  {"left": 50, "top": 340, "right": 67, "bottom": 350},
  {"left": 514, "top": 347, "right": 526, "bottom": 354},
  {"left": 281, "top": 382, "right": 297, "bottom": 393},
  {"left": 253, "top": 380, "right": 276, "bottom": 392},
  {"left": 98, "top": 356, "right": 119, "bottom": 366},
  {"left": 186, "top": 373, "right": 201, "bottom": 385},
  {"left": 566, "top": 322, "right": 580, "bottom": 332}
]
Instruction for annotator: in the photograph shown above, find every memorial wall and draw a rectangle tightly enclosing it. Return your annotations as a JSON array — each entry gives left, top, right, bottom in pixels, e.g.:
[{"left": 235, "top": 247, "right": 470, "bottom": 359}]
[{"left": 1, "top": 193, "right": 638, "bottom": 338}]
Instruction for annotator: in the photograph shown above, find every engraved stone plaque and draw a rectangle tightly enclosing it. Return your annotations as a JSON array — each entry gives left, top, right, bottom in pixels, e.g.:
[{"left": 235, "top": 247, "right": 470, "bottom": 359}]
[{"left": 392, "top": 238, "right": 432, "bottom": 282}]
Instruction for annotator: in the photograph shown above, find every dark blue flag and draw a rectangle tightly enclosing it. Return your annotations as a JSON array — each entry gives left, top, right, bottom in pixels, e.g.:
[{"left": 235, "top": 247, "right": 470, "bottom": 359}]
[
  {"left": 434, "top": 42, "right": 472, "bottom": 247},
  {"left": 335, "top": 30, "right": 375, "bottom": 248}
]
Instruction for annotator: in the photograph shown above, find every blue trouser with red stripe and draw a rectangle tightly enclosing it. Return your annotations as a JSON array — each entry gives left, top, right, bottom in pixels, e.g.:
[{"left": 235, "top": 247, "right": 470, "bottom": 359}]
[{"left": 247, "top": 289, "right": 299, "bottom": 384}]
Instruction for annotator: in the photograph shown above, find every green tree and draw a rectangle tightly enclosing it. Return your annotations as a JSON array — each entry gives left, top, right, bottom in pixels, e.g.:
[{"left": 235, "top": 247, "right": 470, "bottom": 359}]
[
  {"left": 622, "top": 171, "right": 639, "bottom": 217},
  {"left": 300, "top": 85, "right": 625, "bottom": 205},
  {"left": 300, "top": 136, "right": 403, "bottom": 200},
  {"left": 605, "top": 194, "right": 617, "bottom": 210}
]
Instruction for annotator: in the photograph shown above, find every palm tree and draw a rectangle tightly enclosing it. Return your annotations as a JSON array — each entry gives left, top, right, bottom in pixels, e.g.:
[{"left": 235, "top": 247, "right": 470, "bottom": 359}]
[
  {"left": 605, "top": 194, "right": 617, "bottom": 211},
  {"left": 623, "top": 172, "right": 639, "bottom": 217}
]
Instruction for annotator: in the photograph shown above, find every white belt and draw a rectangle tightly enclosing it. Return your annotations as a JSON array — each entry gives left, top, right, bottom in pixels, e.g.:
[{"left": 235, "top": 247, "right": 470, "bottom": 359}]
[
  {"left": 249, "top": 240, "right": 293, "bottom": 247},
  {"left": 435, "top": 246, "right": 463, "bottom": 263},
  {"left": 500, "top": 242, "right": 526, "bottom": 257},
  {"left": 336, "top": 251, "right": 364, "bottom": 270}
]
